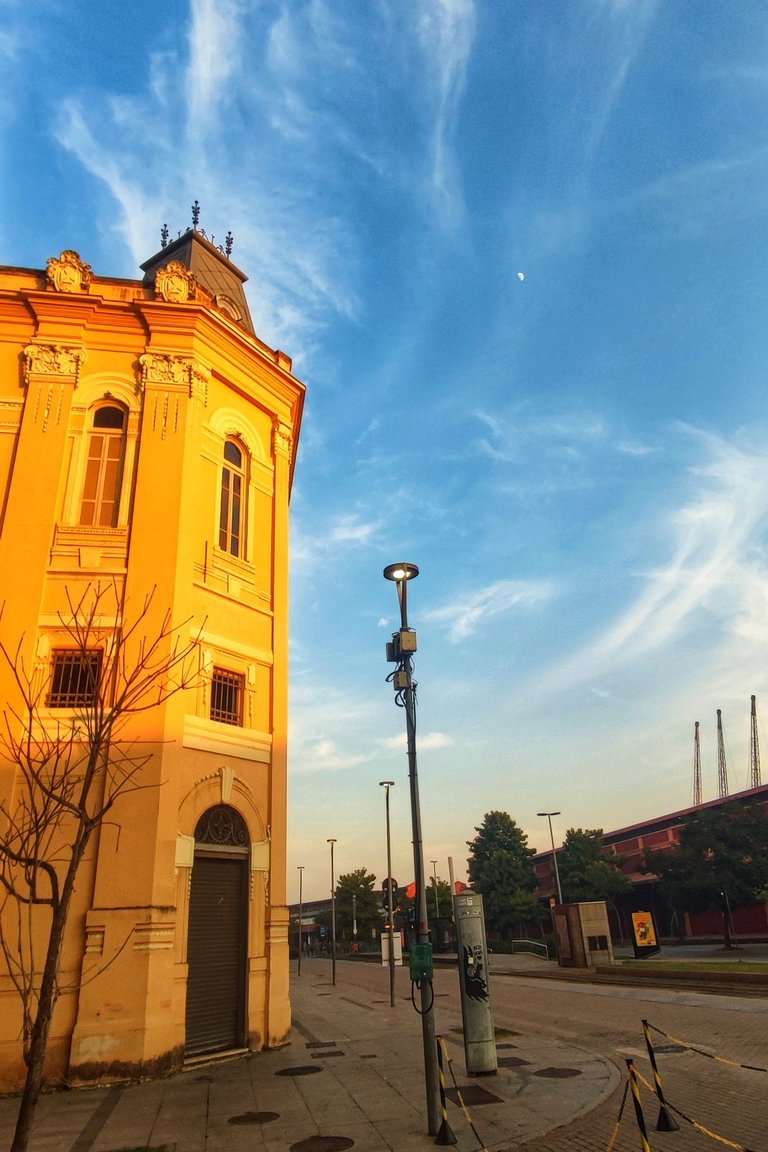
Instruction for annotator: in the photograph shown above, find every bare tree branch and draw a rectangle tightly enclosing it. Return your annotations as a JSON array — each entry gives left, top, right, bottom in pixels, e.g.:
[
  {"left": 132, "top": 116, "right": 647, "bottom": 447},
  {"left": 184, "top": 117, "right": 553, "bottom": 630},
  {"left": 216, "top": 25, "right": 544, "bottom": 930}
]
[{"left": 0, "top": 581, "right": 201, "bottom": 1152}]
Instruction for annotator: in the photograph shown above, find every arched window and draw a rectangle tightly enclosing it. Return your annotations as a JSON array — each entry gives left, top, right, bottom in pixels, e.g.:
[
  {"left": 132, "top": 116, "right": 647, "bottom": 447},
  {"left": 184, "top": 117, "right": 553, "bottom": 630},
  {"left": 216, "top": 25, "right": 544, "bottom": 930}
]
[
  {"left": 219, "top": 439, "right": 247, "bottom": 557},
  {"left": 79, "top": 405, "right": 127, "bottom": 527},
  {"left": 194, "top": 804, "right": 249, "bottom": 849}
]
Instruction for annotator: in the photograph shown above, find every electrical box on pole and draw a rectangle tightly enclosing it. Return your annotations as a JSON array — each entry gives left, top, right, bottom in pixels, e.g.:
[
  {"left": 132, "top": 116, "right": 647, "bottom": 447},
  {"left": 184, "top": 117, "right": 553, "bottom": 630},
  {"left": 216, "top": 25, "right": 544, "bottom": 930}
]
[{"left": 454, "top": 892, "right": 497, "bottom": 1075}]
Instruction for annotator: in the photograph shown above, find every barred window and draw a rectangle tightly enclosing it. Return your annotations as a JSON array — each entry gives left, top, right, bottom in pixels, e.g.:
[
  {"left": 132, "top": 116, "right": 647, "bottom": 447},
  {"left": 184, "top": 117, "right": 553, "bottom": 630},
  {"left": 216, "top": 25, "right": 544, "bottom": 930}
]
[
  {"left": 210, "top": 668, "right": 245, "bottom": 726},
  {"left": 48, "top": 649, "right": 102, "bottom": 708}
]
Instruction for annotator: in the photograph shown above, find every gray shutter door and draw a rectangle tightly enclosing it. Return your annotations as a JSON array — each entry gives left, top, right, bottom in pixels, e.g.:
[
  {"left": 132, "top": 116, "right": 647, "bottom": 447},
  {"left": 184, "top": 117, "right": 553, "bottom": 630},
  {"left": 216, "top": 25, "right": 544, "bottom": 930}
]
[{"left": 185, "top": 854, "right": 247, "bottom": 1056}]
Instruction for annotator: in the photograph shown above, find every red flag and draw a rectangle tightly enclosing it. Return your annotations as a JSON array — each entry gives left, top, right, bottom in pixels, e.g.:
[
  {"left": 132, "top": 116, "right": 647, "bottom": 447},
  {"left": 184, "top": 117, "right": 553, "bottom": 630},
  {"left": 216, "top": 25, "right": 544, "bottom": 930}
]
[
  {"left": 454, "top": 881, "right": 467, "bottom": 894},
  {"left": 406, "top": 881, "right": 417, "bottom": 899}
]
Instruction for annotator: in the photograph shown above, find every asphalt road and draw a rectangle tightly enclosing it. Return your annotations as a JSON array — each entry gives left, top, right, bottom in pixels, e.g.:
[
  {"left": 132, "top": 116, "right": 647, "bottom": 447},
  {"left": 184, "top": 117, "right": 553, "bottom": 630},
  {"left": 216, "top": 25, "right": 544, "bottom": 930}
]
[{"left": 333, "top": 957, "right": 768, "bottom": 1151}]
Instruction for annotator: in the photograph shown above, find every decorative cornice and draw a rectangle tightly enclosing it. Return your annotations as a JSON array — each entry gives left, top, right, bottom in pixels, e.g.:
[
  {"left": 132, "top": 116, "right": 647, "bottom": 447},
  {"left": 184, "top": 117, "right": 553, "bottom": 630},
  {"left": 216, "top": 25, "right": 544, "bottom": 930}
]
[
  {"left": 273, "top": 421, "right": 293, "bottom": 462},
  {"left": 153, "top": 260, "right": 196, "bottom": 304},
  {"left": 23, "top": 344, "right": 86, "bottom": 384},
  {"left": 46, "top": 250, "right": 91, "bottom": 294}
]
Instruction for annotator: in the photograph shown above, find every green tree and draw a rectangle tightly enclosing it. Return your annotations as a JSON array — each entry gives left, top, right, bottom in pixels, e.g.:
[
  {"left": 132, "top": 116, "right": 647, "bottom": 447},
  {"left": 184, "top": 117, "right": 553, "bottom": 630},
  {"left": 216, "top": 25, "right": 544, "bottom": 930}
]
[
  {"left": 467, "top": 811, "right": 542, "bottom": 939},
  {"left": 558, "top": 828, "right": 630, "bottom": 940},
  {"left": 427, "top": 875, "right": 453, "bottom": 921},
  {"left": 334, "top": 868, "right": 381, "bottom": 947},
  {"left": 644, "top": 802, "right": 768, "bottom": 948}
]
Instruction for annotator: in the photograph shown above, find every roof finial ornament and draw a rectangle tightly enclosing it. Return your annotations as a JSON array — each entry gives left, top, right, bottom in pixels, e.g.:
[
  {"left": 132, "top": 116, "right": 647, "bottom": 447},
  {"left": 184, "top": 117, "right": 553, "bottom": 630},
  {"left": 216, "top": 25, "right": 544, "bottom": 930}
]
[
  {"left": 192, "top": 200, "right": 201, "bottom": 229},
  {"left": 160, "top": 223, "right": 169, "bottom": 249},
  {"left": 225, "top": 231, "right": 234, "bottom": 258}
]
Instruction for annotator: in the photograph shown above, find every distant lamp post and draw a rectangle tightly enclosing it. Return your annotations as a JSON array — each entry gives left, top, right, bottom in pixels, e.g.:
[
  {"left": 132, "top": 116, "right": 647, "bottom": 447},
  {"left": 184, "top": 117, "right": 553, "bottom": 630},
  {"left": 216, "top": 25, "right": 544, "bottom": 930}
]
[
  {"left": 721, "top": 889, "right": 738, "bottom": 949},
  {"left": 431, "top": 860, "right": 439, "bottom": 920},
  {"left": 297, "top": 865, "right": 305, "bottom": 976},
  {"left": 352, "top": 894, "right": 358, "bottom": 946},
  {"left": 327, "top": 838, "right": 337, "bottom": 985},
  {"left": 383, "top": 561, "right": 440, "bottom": 1135},
  {"left": 537, "top": 811, "right": 563, "bottom": 905},
  {"left": 380, "top": 780, "right": 396, "bottom": 1008}
]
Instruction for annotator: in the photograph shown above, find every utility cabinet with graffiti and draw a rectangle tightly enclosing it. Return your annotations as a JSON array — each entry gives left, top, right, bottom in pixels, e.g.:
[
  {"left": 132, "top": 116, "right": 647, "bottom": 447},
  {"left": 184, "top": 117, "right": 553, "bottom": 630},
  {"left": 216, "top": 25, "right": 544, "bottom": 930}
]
[{"left": 454, "top": 892, "right": 497, "bottom": 1074}]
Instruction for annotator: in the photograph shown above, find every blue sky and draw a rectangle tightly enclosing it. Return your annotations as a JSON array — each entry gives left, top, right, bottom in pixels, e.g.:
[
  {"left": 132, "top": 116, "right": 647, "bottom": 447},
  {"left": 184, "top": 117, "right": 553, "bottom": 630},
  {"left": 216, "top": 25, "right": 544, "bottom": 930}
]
[{"left": 4, "top": 1, "right": 768, "bottom": 900}]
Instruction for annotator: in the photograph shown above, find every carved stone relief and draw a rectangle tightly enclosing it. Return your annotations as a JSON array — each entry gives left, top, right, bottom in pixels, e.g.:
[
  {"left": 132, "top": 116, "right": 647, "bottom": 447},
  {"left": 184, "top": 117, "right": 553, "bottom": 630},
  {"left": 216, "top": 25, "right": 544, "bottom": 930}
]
[
  {"left": 46, "top": 250, "right": 92, "bottom": 294},
  {"left": 24, "top": 344, "right": 86, "bottom": 383},
  {"left": 154, "top": 260, "right": 196, "bottom": 304}
]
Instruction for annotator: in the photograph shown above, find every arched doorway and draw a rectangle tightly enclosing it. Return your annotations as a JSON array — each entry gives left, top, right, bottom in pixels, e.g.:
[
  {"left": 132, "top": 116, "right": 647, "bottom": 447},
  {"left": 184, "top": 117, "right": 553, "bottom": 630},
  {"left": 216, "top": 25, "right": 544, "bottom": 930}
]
[{"left": 185, "top": 804, "right": 249, "bottom": 1057}]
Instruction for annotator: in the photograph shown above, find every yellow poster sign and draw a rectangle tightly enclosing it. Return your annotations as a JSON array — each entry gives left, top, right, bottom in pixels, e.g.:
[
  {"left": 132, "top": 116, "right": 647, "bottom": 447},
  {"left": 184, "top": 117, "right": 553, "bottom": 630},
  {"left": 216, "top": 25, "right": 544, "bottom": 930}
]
[{"left": 631, "top": 911, "right": 657, "bottom": 948}]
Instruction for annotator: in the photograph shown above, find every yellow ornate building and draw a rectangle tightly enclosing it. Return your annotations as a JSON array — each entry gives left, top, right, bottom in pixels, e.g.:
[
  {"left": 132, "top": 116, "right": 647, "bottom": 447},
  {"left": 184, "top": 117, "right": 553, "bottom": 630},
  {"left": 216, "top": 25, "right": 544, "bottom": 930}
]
[{"left": 0, "top": 229, "right": 304, "bottom": 1089}]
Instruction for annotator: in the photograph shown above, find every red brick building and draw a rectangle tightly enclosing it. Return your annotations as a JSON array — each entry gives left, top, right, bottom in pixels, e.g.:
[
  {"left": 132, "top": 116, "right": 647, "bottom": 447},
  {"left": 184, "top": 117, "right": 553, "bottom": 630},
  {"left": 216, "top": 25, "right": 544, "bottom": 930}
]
[{"left": 533, "top": 784, "right": 768, "bottom": 941}]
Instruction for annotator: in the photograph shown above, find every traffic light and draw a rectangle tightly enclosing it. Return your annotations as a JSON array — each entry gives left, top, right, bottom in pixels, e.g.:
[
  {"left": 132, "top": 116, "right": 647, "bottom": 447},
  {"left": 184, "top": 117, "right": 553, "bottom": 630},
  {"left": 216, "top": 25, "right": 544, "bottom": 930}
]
[{"left": 381, "top": 876, "right": 398, "bottom": 910}]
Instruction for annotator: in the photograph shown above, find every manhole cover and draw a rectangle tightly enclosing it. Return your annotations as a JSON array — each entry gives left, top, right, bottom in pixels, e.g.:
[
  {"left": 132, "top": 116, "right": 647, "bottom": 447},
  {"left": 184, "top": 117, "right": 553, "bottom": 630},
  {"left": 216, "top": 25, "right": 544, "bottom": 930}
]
[
  {"left": 446, "top": 1085, "right": 503, "bottom": 1106},
  {"left": 360, "top": 1054, "right": 377, "bottom": 1060},
  {"left": 290, "top": 1138, "right": 354, "bottom": 1152},
  {"left": 229, "top": 1111, "right": 280, "bottom": 1125},
  {"left": 276, "top": 1065, "right": 324, "bottom": 1077},
  {"left": 306, "top": 1042, "right": 338, "bottom": 1049},
  {"left": 498, "top": 1056, "right": 530, "bottom": 1067},
  {"left": 312, "top": 1050, "right": 344, "bottom": 1058},
  {"left": 534, "top": 1067, "right": 582, "bottom": 1079},
  {"left": 495, "top": 1028, "right": 522, "bottom": 1037}
]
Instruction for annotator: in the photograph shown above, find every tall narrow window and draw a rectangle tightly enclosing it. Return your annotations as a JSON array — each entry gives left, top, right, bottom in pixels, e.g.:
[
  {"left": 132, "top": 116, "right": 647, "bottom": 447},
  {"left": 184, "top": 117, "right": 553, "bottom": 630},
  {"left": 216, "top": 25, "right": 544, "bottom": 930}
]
[
  {"left": 80, "top": 405, "right": 127, "bottom": 527},
  {"left": 219, "top": 439, "right": 246, "bottom": 557},
  {"left": 48, "top": 649, "right": 103, "bottom": 708}
]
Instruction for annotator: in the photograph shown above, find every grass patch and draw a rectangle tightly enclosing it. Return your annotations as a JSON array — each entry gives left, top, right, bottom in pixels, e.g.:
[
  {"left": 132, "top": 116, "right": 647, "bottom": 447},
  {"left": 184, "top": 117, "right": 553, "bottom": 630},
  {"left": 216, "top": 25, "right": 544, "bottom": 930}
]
[{"left": 618, "top": 960, "right": 768, "bottom": 973}]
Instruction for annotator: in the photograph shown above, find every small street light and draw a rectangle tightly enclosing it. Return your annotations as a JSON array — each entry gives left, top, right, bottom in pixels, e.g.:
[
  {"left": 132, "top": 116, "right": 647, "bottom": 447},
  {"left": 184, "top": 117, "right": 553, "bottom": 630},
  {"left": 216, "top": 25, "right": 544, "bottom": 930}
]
[
  {"left": 327, "top": 838, "right": 337, "bottom": 985},
  {"left": 431, "top": 860, "right": 439, "bottom": 920},
  {"left": 537, "top": 811, "right": 563, "bottom": 905},
  {"left": 383, "top": 561, "right": 440, "bottom": 1135},
  {"left": 297, "top": 865, "right": 305, "bottom": 976},
  {"left": 380, "top": 780, "right": 396, "bottom": 1008}
]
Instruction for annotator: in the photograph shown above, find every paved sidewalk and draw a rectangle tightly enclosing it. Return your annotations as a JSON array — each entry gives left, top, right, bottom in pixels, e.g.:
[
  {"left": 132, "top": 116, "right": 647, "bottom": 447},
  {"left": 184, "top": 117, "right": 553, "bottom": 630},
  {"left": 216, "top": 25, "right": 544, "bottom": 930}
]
[{"left": 0, "top": 961, "right": 618, "bottom": 1152}]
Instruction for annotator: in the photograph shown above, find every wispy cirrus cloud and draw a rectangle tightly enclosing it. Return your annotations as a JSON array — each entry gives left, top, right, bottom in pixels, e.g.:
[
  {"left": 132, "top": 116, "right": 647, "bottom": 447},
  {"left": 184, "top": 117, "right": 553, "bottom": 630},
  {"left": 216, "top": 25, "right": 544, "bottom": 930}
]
[
  {"left": 583, "top": 0, "right": 660, "bottom": 165},
  {"left": 534, "top": 427, "right": 768, "bottom": 694},
  {"left": 186, "top": 0, "right": 244, "bottom": 125},
  {"left": 425, "top": 579, "right": 555, "bottom": 644},
  {"left": 52, "top": 0, "right": 361, "bottom": 357},
  {"left": 414, "top": 0, "right": 476, "bottom": 226},
  {"left": 292, "top": 512, "right": 382, "bottom": 570},
  {"left": 289, "top": 682, "right": 374, "bottom": 774}
]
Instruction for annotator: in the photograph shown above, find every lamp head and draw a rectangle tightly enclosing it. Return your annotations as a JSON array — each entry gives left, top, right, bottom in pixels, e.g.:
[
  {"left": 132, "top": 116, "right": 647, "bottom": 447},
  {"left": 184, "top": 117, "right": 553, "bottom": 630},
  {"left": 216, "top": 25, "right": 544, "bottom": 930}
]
[
  {"left": 379, "top": 780, "right": 395, "bottom": 788},
  {"left": 327, "top": 838, "right": 337, "bottom": 845},
  {"left": 537, "top": 811, "right": 561, "bottom": 817},
  {"left": 383, "top": 562, "right": 419, "bottom": 583}
]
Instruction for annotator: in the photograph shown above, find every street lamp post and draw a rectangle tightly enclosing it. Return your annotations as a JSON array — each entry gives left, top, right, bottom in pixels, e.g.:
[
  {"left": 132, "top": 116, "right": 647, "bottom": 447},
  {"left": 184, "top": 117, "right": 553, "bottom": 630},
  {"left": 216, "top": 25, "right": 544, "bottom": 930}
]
[
  {"left": 383, "top": 562, "right": 440, "bottom": 1135},
  {"left": 327, "top": 838, "right": 337, "bottom": 985},
  {"left": 297, "top": 866, "right": 305, "bottom": 976},
  {"left": 431, "top": 860, "right": 439, "bottom": 920},
  {"left": 380, "top": 780, "right": 396, "bottom": 1008},
  {"left": 537, "top": 811, "right": 563, "bottom": 904}
]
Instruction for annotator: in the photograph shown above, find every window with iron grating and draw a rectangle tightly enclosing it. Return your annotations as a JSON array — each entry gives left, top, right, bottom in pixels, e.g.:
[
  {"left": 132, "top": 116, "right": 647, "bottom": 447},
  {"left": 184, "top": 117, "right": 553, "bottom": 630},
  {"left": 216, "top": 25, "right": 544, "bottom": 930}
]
[
  {"left": 48, "top": 649, "right": 103, "bottom": 708},
  {"left": 210, "top": 667, "right": 245, "bottom": 726}
]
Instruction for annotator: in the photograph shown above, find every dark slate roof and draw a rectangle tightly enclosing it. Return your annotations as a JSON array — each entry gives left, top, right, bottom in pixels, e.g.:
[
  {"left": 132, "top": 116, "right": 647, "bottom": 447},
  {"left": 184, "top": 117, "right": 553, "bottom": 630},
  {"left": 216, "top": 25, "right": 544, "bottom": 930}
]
[{"left": 140, "top": 228, "right": 255, "bottom": 335}]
